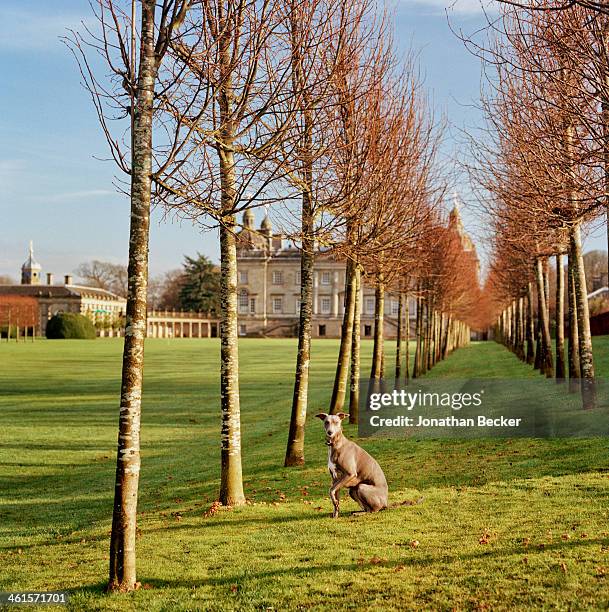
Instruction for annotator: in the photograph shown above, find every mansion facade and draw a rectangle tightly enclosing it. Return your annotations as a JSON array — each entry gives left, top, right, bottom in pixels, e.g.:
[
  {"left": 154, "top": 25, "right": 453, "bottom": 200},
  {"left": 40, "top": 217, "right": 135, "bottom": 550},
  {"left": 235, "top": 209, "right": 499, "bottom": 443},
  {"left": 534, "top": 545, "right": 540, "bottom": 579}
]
[
  {"left": 235, "top": 211, "right": 415, "bottom": 339},
  {"left": 0, "top": 243, "right": 127, "bottom": 335}
]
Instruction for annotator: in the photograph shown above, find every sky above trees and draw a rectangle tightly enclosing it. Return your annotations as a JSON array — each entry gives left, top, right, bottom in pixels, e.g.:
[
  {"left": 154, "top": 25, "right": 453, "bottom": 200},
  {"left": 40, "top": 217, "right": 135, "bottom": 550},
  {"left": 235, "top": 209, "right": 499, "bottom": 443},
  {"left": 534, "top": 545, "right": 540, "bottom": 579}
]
[{"left": 1, "top": 0, "right": 605, "bottom": 279}]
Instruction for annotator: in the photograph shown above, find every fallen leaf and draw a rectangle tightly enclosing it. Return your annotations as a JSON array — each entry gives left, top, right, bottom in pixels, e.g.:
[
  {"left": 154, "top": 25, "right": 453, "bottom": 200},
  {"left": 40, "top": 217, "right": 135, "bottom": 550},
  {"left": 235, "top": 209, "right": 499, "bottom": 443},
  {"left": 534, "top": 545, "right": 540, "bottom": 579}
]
[{"left": 203, "top": 501, "right": 221, "bottom": 518}]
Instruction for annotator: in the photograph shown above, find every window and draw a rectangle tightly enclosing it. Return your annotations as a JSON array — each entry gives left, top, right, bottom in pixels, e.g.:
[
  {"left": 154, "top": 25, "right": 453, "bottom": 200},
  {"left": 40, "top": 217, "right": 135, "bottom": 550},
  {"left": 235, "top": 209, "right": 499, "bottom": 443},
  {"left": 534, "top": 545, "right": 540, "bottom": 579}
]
[
  {"left": 239, "top": 324, "right": 247, "bottom": 336},
  {"left": 318, "top": 324, "right": 326, "bottom": 337},
  {"left": 272, "top": 270, "right": 283, "bottom": 285},
  {"left": 295, "top": 271, "right": 301, "bottom": 286},
  {"left": 238, "top": 289, "right": 249, "bottom": 314},
  {"left": 239, "top": 270, "right": 248, "bottom": 284},
  {"left": 364, "top": 324, "right": 372, "bottom": 337},
  {"left": 321, "top": 271, "right": 331, "bottom": 285},
  {"left": 320, "top": 297, "right": 331, "bottom": 314},
  {"left": 391, "top": 300, "right": 399, "bottom": 316},
  {"left": 249, "top": 298, "right": 256, "bottom": 314},
  {"left": 365, "top": 297, "right": 375, "bottom": 315},
  {"left": 273, "top": 297, "right": 283, "bottom": 313}
]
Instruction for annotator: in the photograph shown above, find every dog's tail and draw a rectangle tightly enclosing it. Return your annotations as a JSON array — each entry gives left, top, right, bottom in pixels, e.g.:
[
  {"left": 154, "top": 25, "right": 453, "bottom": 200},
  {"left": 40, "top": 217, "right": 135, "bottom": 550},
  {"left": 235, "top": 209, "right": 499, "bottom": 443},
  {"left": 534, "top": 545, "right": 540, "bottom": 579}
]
[{"left": 390, "top": 497, "right": 424, "bottom": 509}]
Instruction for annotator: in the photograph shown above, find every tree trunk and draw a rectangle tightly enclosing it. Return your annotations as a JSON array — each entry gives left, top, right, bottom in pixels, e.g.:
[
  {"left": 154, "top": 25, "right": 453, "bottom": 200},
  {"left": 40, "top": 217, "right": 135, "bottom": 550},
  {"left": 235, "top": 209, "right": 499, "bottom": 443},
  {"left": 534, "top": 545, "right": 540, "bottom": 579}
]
[
  {"left": 526, "top": 283, "right": 535, "bottom": 365},
  {"left": 567, "top": 254, "right": 581, "bottom": 393},
  {"left": 404, "top": 293, "right": 410, "bottom": 383},
  {"left": 412, "top": 291, "right": 422, "bottom": 378},
  {"left": 602, "top": 32, "right": 609, "bottom": 302},
  {"left": 284, "top": 192, "right": 314, "bottom": 466},
  {"left": 534, "top": 287, "right": 543, "bottom": 371},
  {"left": 419, "top": 299, "right": 428, "bottom": 375},
  {"left": 329, "top": 260, "right": 356, "bottom": 414},
  {"left": 370, "top": 272, "right": 385, "bottom": 380},
  {"left": 108, "top": 0, "right": 156, "bottom": 592},
  {"left": 395, "top": 291, "right": 403, "bottom": 384},
  {"left": 425, "top": 302, "right": 434, "bottom": 371},
  {"left": 555, "top": 253, "right": 566, "bottom": 381},
  {"left": 216, "top": 8, "right": 245, "bottom": 503},
  {"left": 442, "top": 313, "right": 451, "bottom": 360},
  {"left": 569, "top": 222, "right": 596, "bottom": 409},
  {"left": 518, "top": 296, "right": 526, "bottom": 361},
  {"left": 219, "top": 217, "right": 246, "bottom": 505},
  {"left": 348, "top": 265, "right": 361, "bottom": 424},
  {"left": 535, "top": 258, "right": 554, "bottom": 378}
]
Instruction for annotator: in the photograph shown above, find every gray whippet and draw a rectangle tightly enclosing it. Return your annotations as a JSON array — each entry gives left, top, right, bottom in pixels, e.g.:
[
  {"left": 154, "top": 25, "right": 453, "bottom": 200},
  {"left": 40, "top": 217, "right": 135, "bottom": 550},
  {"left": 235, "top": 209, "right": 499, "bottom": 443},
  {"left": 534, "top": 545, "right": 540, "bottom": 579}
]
[{"left": 316, "top": 412, "right": 388, "bottom": 518}]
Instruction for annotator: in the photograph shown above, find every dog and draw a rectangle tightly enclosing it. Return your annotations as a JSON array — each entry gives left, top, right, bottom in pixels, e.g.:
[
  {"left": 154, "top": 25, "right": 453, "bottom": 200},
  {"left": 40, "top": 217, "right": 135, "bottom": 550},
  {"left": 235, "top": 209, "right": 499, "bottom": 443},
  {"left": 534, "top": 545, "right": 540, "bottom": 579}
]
[{"left": 316, "top": 412, "right": 388, "bottom": 518}]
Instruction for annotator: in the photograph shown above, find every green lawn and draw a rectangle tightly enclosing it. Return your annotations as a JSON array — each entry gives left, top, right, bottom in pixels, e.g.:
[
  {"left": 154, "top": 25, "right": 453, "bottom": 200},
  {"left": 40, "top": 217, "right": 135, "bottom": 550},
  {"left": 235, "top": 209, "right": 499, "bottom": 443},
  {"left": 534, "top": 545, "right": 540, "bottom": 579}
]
[{"left": 1, "top": 338, "right": 609, "bottom": 610}]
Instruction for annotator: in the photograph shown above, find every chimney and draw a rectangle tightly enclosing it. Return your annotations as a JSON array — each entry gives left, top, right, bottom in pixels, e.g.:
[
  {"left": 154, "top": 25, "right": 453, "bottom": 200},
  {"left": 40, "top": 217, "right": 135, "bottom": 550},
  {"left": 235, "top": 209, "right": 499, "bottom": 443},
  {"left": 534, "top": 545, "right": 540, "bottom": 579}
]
[
  {"left": 64, "top": 274, "right": 73, "bottom": 285},
  {"left": 46, "top": 273, "right": 54, "bottom": 285}
]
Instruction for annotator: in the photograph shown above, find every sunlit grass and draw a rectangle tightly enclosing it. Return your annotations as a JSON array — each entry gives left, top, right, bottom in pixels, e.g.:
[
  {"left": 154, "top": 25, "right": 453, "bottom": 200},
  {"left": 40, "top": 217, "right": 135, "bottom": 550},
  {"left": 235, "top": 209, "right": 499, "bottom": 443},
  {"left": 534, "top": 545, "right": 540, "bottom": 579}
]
[{"left": 1, "top": 338, "right": 609, "bottom": 610}]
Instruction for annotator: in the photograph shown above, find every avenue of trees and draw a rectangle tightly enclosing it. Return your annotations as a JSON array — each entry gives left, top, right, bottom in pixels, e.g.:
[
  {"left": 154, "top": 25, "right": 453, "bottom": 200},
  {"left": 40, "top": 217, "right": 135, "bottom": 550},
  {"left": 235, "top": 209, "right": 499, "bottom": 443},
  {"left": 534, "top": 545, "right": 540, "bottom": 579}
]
[
  {"left": 68, "top": 0, "right": 479, "bottom": 593},
  {"left": 464, "top": 0, "right": 609, "bottom": 410}
]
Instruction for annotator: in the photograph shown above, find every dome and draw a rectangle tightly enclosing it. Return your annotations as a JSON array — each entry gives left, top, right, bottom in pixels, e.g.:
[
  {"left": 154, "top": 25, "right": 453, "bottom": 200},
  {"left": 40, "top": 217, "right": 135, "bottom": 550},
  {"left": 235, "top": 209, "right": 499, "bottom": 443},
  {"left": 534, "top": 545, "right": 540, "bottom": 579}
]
[
  {"left": 260, "top": 214, "right": 272, "bottom": 233},
  {"left": 243, "top": 209, "right": 255, "bottom": 229},
  {"left": 22, "top": 241, "right": 41, "bottom": 271}
]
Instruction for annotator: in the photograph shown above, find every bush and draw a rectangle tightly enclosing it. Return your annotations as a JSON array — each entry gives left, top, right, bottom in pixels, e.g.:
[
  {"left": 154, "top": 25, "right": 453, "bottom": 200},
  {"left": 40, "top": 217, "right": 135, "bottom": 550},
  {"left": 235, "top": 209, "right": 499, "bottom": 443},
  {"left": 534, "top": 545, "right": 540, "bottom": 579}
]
[{"left": 46, "top": 313, "right": 96, "bottom": 340}]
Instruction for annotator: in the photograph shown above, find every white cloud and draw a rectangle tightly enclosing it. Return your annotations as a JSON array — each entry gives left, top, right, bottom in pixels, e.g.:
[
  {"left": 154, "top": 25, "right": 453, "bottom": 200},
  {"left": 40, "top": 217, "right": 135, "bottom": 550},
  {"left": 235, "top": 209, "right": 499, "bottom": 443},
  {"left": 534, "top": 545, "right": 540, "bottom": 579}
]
[
  {"left": 31, "top": 189, "right": 117, "bottom": 204},
  {"left": 400, "top": 0, "right": 499, "bottom": 16},
  {"left": 0, "top": 7, "right": 86, "bottom": 51},
  {"left": 0, "top": 159, "right": 26, "bottom": 189}
]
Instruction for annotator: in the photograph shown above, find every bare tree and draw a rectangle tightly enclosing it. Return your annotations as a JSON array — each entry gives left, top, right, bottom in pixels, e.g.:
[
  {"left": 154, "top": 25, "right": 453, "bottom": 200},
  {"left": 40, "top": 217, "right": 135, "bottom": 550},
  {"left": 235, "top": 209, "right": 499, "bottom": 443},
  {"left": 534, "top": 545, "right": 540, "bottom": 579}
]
[
  {"left": 76, "top": 260, "right": 128, "bottom": 296},
  {"left": 67, "top": 0, "right": 193, "bottom": 592},
  {"left": 157, "top": 0, "right": 306, "bottom": 502}
]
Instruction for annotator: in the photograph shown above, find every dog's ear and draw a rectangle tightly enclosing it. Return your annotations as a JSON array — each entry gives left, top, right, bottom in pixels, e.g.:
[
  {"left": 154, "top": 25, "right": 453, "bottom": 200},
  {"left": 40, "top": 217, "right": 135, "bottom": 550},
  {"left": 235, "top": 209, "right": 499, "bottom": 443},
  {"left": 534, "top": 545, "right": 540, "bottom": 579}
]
[
  {"left": 315, "top": 413, "right": 328, "bottom": 421},
  {"left": 337, "top": 413, "right": 349, "bottom": 421}
]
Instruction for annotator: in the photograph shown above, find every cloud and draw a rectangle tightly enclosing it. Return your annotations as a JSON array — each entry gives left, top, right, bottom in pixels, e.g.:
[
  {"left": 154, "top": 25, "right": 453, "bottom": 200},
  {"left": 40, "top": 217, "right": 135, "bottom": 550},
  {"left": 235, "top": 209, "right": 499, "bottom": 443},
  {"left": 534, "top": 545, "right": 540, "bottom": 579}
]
[
  {"left": 31, "top": 189, "right": 117, "bottom": 204},
  {"left": 0, "top": 159, "right": 26, "bottom": 189},
  {"left": 399, "top": 0, "right": 499, "bottom": 16},
  {"left": 0, "top": 7, "right": 86, "bottom": 51}
]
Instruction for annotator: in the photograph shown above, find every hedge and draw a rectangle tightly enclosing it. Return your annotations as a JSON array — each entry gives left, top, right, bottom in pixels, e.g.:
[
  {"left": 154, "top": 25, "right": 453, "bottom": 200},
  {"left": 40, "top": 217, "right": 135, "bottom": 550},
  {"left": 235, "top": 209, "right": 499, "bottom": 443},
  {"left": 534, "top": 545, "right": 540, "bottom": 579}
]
[{"left": 46, "top": 313, "right": 96, "bottom": 340}]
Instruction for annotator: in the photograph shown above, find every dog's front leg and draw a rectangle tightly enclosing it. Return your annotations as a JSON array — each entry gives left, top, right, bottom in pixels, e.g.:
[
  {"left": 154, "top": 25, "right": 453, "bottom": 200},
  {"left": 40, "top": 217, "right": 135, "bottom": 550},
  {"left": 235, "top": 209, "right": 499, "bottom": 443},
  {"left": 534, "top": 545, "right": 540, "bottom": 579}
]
[
  {"left": 330, "top": 474, "right": 357, "bottom": 519},
  {"left": 330, "top": 486, "right": 340, "bottom": 518}
]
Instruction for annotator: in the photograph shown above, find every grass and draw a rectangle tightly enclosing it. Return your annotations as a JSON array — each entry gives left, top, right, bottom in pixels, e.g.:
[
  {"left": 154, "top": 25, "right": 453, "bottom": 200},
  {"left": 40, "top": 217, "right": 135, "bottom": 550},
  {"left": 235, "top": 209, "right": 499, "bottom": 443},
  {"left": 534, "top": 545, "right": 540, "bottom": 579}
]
[{"left": 1, "top": 337, "right": 609, "bottom": 610}]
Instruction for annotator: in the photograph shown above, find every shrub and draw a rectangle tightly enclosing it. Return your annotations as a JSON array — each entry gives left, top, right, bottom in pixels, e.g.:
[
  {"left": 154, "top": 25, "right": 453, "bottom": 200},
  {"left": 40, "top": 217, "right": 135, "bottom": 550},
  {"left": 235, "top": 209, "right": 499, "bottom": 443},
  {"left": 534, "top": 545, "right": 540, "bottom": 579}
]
[{"left": 46, "top": 313, "right": 96, "bottom": 340}]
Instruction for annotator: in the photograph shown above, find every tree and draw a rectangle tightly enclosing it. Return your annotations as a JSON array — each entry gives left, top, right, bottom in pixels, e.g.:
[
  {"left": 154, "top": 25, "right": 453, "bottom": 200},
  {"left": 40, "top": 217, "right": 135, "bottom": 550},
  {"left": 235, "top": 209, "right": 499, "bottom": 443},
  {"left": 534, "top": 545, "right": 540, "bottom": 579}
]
[
  {"left": 68, "top": 0, "right": 193, "bottom": 592},
  {"left": 160, "top": 0, "right": 303, "bottom": 505},
  {"left": 76, "top": 260, "right": 128, "bottom": 297},
  {"left": 148, "top": 269, "right": 185, "bottom": 310},
  {"left": 283, "top": 0, "right": 376, "bottom": 466},
  {"left": 178, "top": 254, "right": 221, "bottom": 314},
  {"left": 0, "top": 275, "right": 16, "bottom": 285},
  {"left": 462, "top": 2, "right": 602, "bottom": 405}
]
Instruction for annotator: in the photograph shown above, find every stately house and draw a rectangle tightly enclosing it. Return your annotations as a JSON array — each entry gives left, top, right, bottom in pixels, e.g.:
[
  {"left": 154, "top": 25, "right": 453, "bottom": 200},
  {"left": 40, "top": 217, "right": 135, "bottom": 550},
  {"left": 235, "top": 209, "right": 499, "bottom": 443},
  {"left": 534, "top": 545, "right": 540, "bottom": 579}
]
[
  {"left": 0, "top": 243, "right": 127, "bottom": 335},
  {"left": 235, "top": 211, "right": 415, "bottom": 339}
]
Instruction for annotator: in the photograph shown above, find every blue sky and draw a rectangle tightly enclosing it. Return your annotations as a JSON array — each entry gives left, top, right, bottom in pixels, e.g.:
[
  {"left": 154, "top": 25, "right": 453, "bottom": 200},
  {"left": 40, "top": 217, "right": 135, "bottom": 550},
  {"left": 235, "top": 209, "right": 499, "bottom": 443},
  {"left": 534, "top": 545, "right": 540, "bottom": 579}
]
[{"left": 1, "top": 1, "right": 605, "bottom": 280}]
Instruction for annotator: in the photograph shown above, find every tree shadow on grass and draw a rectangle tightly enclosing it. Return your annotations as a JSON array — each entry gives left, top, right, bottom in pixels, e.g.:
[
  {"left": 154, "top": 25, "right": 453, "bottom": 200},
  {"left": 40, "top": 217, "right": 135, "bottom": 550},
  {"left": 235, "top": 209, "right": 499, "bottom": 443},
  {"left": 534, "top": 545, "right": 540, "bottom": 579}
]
[{"left": 69, "top": 536, "right": 609, "bottom": 598}]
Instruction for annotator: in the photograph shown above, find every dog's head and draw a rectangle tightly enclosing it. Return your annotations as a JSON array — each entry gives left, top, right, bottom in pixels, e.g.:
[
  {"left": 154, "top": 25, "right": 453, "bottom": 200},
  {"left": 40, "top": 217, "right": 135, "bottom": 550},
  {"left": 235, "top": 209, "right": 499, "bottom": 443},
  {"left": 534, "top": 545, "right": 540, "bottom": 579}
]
[{"left": 315, "top": 412, "right": 349, "bottom": 445}]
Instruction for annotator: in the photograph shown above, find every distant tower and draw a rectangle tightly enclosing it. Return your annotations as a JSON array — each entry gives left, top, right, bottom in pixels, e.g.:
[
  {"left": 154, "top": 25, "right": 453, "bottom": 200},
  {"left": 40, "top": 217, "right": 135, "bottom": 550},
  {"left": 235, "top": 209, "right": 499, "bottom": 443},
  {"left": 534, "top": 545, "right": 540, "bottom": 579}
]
[
  {"left": 260, "top": 211, "right": 273, "bottom": 251},
  {"left": 21, "top": 241, "right": 42, "bottom": 285},
  {"left": 243, "top": 209, "right": 255, "bottom": 229}
]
